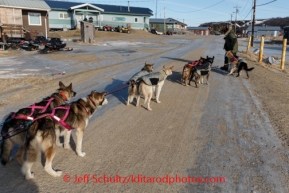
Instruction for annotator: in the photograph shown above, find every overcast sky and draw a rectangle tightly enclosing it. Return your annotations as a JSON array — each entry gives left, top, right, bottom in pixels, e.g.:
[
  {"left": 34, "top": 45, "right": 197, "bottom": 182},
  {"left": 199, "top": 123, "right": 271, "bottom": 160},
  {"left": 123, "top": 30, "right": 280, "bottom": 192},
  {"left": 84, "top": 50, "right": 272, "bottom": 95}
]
[{"left": 81, "top": 0, "right": 288, "bottom": 26}]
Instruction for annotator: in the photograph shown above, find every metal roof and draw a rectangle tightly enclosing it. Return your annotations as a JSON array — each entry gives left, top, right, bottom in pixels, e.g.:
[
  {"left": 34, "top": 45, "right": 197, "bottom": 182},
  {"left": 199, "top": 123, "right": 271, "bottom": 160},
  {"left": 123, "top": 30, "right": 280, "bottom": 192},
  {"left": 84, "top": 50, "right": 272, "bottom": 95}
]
[
  {"left": 149, "top": 18, "right": 175, "bottom": 24},
  {"left": 247, "top": 26, "right": 280, "bottom": 31},
  {"left": 45, "top": 0, "right": 153, "bottom": 15},
  {"left": 0, "top": 0, "right": 50, "bottom": 10},
  {"left": 149, "top": 18, "right": 187, "bottom": 26},
  {"left": 187, "top": 27, "right": 210, "bottom": 30}
]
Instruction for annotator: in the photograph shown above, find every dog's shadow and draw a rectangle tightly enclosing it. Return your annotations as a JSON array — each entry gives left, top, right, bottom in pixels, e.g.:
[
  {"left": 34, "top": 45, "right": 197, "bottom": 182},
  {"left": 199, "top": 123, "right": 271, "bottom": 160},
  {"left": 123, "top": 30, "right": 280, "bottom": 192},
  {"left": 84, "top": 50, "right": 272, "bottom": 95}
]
[
  {"left": 210, "top": 66, "right": 229, "bottom": 76},
  {"left": 103, "top": 78, "right": 128, "bottom": 105},
  {"left": 161, "top": 57, "right": 192, "bottom": 63}
]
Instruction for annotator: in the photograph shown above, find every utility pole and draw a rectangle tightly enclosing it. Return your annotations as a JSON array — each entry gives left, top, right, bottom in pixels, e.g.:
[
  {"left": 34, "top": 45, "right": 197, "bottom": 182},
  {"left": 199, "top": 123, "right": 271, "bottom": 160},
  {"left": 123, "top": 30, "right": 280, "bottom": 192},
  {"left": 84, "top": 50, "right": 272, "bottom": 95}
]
[
  {"left": 233, "top": 6, "right": 240, "bottom": 33},
  {"left": 164, "top": 6, "right": 166, "bottom": 35},
  {"left": 231, "top": 13, "right": 234, "bottom": 23},
  {"left": 155, "top": 0, "right": 157, "bottom": 18},
  {"left": 251, "top": 0, "right": 257, "bottom": 47}
]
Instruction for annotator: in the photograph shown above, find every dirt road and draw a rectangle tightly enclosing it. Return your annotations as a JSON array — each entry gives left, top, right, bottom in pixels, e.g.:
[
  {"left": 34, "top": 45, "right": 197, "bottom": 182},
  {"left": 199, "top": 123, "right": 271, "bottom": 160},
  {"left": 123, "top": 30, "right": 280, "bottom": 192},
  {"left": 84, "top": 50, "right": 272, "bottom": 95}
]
[{"left": 0, "top": 32, "right": 289, "bottom": 192}]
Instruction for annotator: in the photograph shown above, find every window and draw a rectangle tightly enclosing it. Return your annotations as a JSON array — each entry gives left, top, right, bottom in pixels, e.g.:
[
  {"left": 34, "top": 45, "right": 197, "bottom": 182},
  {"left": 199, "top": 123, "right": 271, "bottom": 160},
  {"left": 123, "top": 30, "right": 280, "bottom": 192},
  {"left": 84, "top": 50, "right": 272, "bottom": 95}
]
[
  {"left": 59, "top": 13, "right": 68, "bottom": 19},
  {"left": 135, "top": 18, "right": 138, "bottom": 22},
  {"left": 28, "top": 12, "right": 41, "bottom": 26}
]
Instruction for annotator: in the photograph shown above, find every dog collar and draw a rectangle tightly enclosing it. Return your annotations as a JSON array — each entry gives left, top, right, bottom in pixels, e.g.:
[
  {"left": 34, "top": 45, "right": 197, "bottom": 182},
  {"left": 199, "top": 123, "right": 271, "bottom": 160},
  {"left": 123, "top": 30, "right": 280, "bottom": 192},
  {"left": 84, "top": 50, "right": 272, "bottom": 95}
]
[
  {"left": 59, "top": 92, "right": 67, "bottom": 101},
  {"left": 162, "top": 69, "right": 168, "bottom": 76},
  {"left": 79, "top": 102, "right": 90, "bottom": 115},
  {"left": 89, "top": 97, "right": 96, "bottom": 107}
]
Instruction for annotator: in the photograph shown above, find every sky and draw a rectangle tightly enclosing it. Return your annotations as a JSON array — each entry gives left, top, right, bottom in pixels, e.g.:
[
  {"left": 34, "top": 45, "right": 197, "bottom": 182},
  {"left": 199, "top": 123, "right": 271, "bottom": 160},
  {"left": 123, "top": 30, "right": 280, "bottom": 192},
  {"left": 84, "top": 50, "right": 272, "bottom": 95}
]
[{"left": 76, "top": 0, "right": 288, "bottom": 26}]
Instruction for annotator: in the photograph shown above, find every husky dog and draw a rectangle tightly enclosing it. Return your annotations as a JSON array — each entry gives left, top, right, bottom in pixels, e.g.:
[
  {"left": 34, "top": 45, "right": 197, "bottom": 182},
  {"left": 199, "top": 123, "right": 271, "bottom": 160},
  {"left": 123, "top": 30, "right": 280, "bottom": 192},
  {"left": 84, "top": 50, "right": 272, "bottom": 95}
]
[
  {"left": 236, "top": 59, "right": 254, "bottom": 78},
  {"left": 189, "top": 56, "right": 215, "bottom": 88},
  {"left": 226, "top": 51, "right": 254, "bottom": 78},
  {"left": 181, "top": 57, "right": 207, "bottom": 86},
  {"left": 136, "top": 66, "right": 174, "bottom": 111},
  {"left": 127, "top": 62, "right": 154, "bottom": 105},
  {"left": 21, "top": 91, "right": 108, "bottom": 179},
  {"left": 226, "top": 51, "right": 239, "bottom": 75},
  {"left": 1, "top": 81, "right": 76, "bottom": 166}
]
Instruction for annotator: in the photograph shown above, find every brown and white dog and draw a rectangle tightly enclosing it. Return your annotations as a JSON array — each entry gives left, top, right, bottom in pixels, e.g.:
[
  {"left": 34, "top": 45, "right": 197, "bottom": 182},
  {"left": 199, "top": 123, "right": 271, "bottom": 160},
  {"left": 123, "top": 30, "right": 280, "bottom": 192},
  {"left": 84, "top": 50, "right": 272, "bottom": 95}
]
[
  {"left": 181, "top": 57, "right": 207, "bottom": 86},
  {"left": 189, "top": 56, "right": 215, "bottom": 88},
  {"left": 21, "top": 91, "right": 108, "bottom": 179},
  {"left": 1, "top": 81, "right": 76, "bottom": 166},
  {"left": 127, "top": 62, "right": 154, "bottom": 105},
  {"left": 226, "top": 51, "right": 254, "bottom": 78},
  {"left": 136, "top": 66, "right": 174, "bottom": 111},
  {"left": 226, "top": 51, "right": 239, "bottom": 75}
]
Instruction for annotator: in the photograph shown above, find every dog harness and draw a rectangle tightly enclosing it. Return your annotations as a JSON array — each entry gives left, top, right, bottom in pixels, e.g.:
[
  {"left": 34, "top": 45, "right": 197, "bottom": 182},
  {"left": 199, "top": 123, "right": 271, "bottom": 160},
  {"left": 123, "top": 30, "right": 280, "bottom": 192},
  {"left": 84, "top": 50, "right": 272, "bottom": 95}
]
[
  {"left": 11, "top": 97, "right": 60, "bottom": 121},
  {"left": 187, "top": 61, "right": 200, "bottom": 67},
  {"left": 129, "top": 70, "right": 151, "bottom": 83},
  {"left": 33, "top": 106, "right": 74, "bottom": 130},
  {"left": 140, "top": 70, "right": 166, "bottom": 86},
  {"left": 195, "top": 58, "right": 214, "bottom": 76},
  {"left": 33, "top": 98, "right": 95, "bottom": 131}
]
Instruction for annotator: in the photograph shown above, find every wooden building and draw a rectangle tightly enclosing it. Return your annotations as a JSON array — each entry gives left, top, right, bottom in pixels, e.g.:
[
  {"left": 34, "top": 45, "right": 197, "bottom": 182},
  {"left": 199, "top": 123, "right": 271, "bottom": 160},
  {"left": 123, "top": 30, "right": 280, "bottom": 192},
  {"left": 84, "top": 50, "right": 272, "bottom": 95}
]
[
  {"left": 44, "top": 0, "right": 153, "bottom": 30},
  {"left": 0, "top": 0, "right": 50, "bottom": 40}
]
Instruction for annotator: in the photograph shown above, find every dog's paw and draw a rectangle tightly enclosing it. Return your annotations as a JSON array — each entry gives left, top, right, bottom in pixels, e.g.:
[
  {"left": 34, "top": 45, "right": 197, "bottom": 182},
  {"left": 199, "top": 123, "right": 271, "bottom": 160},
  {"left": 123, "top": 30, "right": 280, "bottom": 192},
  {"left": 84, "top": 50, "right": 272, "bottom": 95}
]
[
  {"left": 55, "top": 170, "right": 63, "bottom": 177},
  {"left": 148, "top": 108, "right": 152, "bottom": 111},
  {"left": 25, "top": 172, "right": 35, "bottom": 180},
  {"left": 156, "top": 100, "right": 161, "bottom": 103},
  {"left": 64, "top": 144, "right": 72, "bottom": 150},
  {"left": 56, "top": 142, "right": 63, "bottom": 147},
  {"left": 77, "top": 152, "right": 86, "bottom": 157}
]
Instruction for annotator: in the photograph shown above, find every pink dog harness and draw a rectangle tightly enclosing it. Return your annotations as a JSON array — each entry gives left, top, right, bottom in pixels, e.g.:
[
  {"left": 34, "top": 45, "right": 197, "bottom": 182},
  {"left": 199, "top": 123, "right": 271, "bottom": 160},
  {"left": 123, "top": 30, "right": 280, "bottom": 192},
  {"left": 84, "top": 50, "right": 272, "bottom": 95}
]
[
  {"left": 188, "top": 61, "right": 200, "bottom": 67},
  {"left": 12, "top": 97, "right": 59, "bottom": 121},
  {"left": 33, "top": 99, "right": 94, "bottom": 131},
  {"left": 34, "top": 106, "right": 74, "bottom": 130}
]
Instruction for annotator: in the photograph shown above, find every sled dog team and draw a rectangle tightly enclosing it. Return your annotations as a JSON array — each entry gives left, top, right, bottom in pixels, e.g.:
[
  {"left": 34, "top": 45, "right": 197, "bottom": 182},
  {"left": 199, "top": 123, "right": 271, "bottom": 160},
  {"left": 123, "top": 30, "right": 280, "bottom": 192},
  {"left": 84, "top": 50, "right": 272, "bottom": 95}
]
[{"left": 1, "top": 54, "right": 254, "bottom": 180}]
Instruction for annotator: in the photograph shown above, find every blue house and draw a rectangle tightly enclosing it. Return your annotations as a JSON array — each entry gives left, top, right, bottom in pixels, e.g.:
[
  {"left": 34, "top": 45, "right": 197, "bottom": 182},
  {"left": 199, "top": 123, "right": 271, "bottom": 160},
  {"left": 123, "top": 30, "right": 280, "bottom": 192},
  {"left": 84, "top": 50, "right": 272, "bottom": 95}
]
[{"left": 45, "top": 0, "right": 153, "bottom": 30}]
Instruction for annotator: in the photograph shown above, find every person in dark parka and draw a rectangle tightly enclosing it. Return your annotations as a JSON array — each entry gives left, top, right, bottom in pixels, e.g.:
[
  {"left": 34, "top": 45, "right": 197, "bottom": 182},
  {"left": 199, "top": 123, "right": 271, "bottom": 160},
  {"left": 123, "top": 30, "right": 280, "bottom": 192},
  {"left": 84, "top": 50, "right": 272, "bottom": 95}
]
[{"left": 220, "top": 26, "right": 238, "bottom": 71}]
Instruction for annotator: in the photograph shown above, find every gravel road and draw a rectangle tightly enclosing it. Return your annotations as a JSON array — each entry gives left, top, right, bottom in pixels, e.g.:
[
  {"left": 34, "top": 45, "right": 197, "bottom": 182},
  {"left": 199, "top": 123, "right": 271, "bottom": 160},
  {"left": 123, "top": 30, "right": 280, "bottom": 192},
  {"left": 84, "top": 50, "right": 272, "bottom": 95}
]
[{"left": 0, "top": 33, "right": 288, "bottom": 193}]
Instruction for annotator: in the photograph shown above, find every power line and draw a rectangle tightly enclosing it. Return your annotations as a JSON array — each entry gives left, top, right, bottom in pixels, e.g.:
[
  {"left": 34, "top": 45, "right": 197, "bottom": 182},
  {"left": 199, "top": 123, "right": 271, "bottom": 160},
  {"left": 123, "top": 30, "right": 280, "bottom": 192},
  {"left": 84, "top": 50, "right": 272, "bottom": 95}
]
[
  {"left": 256, "top": 0, "right": 277, "bottom": 6},
  {"left": 239, "top": 0, "right": 250, "bottom": 14},
  {"left": 165, "top": 0, "right": 225, "bottom": 13}
]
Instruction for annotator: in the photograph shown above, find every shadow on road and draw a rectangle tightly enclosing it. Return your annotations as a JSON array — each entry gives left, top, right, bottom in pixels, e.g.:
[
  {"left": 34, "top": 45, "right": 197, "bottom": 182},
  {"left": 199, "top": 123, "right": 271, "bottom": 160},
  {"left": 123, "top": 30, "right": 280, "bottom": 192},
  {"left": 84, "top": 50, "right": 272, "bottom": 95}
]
[{"left": 103, "top": 78, "right": 128, "bottom": 105}]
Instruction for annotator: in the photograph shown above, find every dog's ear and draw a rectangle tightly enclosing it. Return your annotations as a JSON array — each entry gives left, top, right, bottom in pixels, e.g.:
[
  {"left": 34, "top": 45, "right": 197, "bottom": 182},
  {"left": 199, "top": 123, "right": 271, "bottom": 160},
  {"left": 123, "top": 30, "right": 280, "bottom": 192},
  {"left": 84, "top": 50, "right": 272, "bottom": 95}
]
[
  {"left": 145, "top": 61, "right": 147, "bottom": 65},
  {"left": 68, "top": 83, "right": 72, "bottom": 90},
  {"left": 170, "top": 66, "right": 174, "bottom": 70},
  {"left": 163, "top": 65, "right": 166, "bottom": 68},
  {"left": 101, "top": 92, "right": 107, "bottom": 97},
  {"left": 152, "top": 63, "right": 154, "bottom": 66},
  {"left": 59, "top": 81, "right": 65, "bottom": 88}
]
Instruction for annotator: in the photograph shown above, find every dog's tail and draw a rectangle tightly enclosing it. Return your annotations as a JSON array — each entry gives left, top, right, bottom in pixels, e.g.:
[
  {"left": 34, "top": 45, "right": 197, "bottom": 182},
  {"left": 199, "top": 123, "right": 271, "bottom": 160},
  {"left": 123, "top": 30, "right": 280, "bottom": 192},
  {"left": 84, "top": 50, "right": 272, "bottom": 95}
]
[
  {"left": 1, "top": 112, "right": 16, "bottom": 166},
  {"left": 1, "top": 137, "right": 12, "bottom": 166},
  {"left": 128, "top": 82, "right": 137, "bottom": 103},
  {"left": 247, "top": 67, "right": 254, "bottom": 71}
]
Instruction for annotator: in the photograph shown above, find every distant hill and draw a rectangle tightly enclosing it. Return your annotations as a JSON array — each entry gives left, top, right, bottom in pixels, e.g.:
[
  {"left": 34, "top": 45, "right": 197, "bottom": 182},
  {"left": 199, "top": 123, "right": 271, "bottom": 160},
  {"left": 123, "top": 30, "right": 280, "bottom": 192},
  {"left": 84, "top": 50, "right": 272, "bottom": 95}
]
[{"left": 199, "top": 17, "right": 289, "bottom": 34}]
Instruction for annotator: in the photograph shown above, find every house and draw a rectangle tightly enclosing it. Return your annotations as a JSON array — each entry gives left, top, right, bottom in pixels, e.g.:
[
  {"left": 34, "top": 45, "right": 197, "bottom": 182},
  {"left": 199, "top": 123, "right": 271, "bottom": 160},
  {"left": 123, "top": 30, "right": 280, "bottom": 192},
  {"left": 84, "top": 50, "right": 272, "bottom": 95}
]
[
  {"left": 186, "top": 27, "right": 210, "bottom": 36},
  {"left": 44, "top": 0, "right": 153, "bottom": 30},
  {"left": 0, "top": 0, "right": 51, "bottom": 40},
  {"left": 247, "top": 25, "right": 281, "bottom": 37},
  {"left": 149, "top": 18, "right": 187, "bottom": 33}
]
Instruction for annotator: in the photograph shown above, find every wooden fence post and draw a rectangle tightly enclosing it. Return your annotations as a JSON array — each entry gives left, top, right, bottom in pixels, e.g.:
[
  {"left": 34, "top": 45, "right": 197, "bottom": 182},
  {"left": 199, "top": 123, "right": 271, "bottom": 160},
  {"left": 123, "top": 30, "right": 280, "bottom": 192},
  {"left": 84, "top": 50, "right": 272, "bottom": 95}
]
[
  {"left": 246, "top": 36, "right": 251, "bottom": 53},
  {"left": 258, "top": 36, "right": 264, "bottom": 63},
  {"left": 280, "top": 38, "right": 287, "bottom": 70}
]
